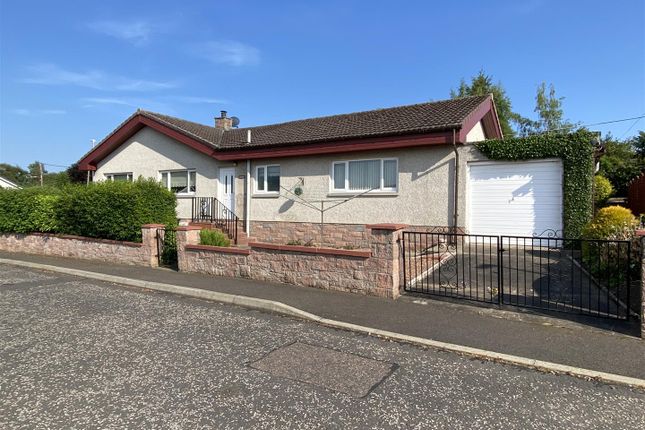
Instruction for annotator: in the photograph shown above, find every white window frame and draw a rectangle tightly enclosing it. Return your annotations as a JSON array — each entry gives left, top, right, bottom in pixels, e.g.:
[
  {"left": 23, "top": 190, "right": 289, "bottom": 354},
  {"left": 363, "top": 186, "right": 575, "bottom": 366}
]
[
  {"left": 330, "top": 158, "right": 398, "bottom": 194},
  {"left": 254, "top": 164, "right": 280, "bottom": 195},
  {"left": 105, "top": 172, "right": 133, "bottom": 182},
  {"left": 159, "top": 169, "right": 196, "bottom": 195}
]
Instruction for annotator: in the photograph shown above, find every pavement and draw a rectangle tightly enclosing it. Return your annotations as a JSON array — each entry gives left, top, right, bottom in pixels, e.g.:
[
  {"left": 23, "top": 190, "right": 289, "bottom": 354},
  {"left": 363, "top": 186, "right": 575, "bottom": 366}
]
[
  {"left": 1, "top": 264, "right": 644, "bottom": 429},
  {"left": 0, "top": 251, "right": 644, "bottom": 384}
]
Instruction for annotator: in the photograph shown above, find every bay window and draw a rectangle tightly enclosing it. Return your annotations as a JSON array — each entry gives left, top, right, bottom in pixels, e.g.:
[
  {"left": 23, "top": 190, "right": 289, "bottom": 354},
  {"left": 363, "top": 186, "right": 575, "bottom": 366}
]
[{"left": 331, "top": 158, "right": 398, "bottom": 193}]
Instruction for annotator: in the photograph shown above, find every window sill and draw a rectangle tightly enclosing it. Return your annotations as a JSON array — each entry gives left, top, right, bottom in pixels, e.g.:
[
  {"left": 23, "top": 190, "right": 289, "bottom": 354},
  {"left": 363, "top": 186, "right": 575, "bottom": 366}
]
[
  {"left": 252, "top": 193, "right": 280, "bottom": 199},
  {"left": 175, "top": 193, "right": 196, "bottom": 198},
  {"left": 327, "top": 191, "right": 398, "bottom": 197}
]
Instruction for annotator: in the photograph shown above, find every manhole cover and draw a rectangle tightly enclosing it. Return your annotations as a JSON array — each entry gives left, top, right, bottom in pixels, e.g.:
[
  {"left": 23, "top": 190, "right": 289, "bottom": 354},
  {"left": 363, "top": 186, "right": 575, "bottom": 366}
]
[{"left": 250, "top": 342, "right": 397, "bottom": 397}]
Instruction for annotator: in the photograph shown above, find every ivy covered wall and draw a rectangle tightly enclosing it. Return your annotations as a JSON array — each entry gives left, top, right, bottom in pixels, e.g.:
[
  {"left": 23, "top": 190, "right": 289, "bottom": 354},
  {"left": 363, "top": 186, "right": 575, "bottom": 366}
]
[{"left": 474, "top": 130, "right": 596, "bottom": 238}]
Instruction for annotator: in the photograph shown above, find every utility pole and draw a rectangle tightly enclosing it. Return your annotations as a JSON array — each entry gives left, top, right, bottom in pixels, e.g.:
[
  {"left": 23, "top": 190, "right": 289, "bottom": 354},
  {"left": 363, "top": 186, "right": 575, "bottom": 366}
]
[{"left": 39, "top": 162, "right": 44, "bottom": 187}]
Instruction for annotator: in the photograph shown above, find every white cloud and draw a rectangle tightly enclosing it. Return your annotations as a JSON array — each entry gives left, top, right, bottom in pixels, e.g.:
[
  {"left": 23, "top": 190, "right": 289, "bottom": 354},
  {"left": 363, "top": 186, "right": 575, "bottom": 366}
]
[
  {"left": 190, "top": 40, "right": 260, "bottom": 66},
  {"left": 20, "top": 63, "right": 178, "bottom": 92},
  {"left": 9, "top": 108, "right": 67, "bottom": 116},
  {"left": 165, "top": 96, "right": 227, "bottom": 104},
  {"left": 89, "top": 20, "right": 153, "bottom": 46}
]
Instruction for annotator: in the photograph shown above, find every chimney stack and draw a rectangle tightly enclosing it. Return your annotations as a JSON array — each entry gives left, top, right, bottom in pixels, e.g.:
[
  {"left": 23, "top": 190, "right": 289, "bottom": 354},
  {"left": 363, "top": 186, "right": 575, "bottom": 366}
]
[{"left": 215, "top": 110, "right": 233, "bottom": 130}]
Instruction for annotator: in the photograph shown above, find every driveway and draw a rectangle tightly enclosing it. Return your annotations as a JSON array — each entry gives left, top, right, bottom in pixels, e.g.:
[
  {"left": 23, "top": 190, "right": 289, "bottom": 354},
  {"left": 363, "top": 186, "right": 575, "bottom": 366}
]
[
  {"left": 408, "top": 240, "right": 628, "bottom": 319},
  {"left": 1, "top": 264, "right": 644, "bottom": 429}
]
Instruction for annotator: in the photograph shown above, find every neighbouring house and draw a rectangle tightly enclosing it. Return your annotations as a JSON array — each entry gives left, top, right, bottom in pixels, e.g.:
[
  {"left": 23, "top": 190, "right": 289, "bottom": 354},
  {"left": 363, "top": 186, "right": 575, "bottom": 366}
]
[
  {"left": 77, "top": 95, "right": 565, "bottom": 245},
  {"left": 0, "top": 176, "right": 20, "bottom": 189}
]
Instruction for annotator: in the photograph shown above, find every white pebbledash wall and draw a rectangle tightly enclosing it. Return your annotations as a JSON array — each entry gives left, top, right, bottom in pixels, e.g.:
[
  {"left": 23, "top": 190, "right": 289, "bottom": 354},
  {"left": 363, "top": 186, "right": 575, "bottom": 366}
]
[
  {"left": 94, "top": 127, "right": 234, "bottom": 219},
  {"left": 93, "top": 121, "right": 488, "bottom": 228}
]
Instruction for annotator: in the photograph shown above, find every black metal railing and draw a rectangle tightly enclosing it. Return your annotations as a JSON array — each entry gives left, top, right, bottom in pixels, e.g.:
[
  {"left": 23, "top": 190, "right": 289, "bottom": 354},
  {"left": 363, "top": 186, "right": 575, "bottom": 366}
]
[
  {"left": 402, "top": 231, "right": 500, "bottom": 304},
  {"left": 191, "top": 197, "right": 239, "bottom": 244},
  {"left": 401, "top": 231, "right": 633, "bottom": 320},
  {"left": 500, "top": 236, "right": 631, "bottom": 320}
]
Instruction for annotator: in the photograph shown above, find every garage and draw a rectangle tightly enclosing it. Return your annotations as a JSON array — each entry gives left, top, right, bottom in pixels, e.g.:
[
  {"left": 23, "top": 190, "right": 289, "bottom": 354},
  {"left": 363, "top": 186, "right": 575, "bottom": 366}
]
[{"left": 467, "top": 159, "right": 563, "bottom": 237}]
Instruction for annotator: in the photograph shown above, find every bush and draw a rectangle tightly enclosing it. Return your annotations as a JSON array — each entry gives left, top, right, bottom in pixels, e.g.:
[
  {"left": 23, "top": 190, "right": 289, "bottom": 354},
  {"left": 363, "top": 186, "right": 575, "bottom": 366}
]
[
  {"left": 0, "top": 179, "right": 177, "bottom": 242},
  {"left": 55, "top": 179, "right": 177, "bottom": 242},
  {"left": 0, "top": 187, "right": 61, "bottom": 233},
  {"left": 581, "top": 205, "right": 637, "bottom": 240},
  {"left": 200, "top": 229, "right": 231, "bottom": 247},
  {"left": 593, "top": 175, "right": 613, "bottom": 207}
]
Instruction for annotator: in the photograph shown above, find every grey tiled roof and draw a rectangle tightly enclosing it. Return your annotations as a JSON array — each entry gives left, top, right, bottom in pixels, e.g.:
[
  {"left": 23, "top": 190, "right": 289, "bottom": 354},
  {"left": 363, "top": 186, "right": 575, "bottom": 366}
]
[{"left": 140, "top": 95, "right": 488, "bottom": 150}]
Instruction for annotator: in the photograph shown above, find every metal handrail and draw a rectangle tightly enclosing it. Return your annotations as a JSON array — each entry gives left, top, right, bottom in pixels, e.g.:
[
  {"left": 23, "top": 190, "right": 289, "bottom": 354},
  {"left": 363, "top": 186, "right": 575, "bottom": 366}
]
[{"left": 191, "top": 197, "right": 240, "bottom": 244}]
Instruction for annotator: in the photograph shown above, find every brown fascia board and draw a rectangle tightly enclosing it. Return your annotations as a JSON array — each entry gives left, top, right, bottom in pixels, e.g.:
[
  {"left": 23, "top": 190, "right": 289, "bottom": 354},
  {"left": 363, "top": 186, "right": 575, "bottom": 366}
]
[{"left": 78, "top": 99, "right": 500, "bottom": 169}]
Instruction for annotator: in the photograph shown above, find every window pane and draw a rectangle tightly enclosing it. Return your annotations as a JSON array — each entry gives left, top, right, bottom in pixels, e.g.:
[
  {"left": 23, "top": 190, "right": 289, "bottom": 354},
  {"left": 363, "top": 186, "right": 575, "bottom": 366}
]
[
  {"left": 112, "top": 174, "right": 130, "bottom": 182},
  {"left": 189, "top": 171, "right": 196, "bottom": 193},
  {"left": 161, "top": 172, "right": 168, "bottom": 188},
  {"left": 383, "top": 160, "right": 397, "bottom": 189},
  {"left": 170, "top": 171, "right": 188, "bottom": 193},
  {"left": 267, "top": 166, "right": 280, "bottom": 192},
  {"left": 257, "top": 167, "right": 265, "bottom": 191},
  {"left": 348, "top": 160, "right": 380, "bottom": 190},
  {"left": 333, "top": 163, "right": 345, "bottom": 189}
]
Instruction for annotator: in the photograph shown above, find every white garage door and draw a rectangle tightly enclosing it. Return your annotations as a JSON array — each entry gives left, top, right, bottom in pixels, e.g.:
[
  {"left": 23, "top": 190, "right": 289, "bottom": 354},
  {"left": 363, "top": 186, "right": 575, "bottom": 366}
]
[{"left": 467, "top": 160, "right": 563, "bottom": 237}]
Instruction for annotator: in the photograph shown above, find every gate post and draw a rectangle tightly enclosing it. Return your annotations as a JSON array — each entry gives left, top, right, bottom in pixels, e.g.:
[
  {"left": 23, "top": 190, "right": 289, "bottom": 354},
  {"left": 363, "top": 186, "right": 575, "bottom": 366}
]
[
  {"left": 640, "top": 236, "right": 645, "bottom": 339},
  {"left": 176, "top": 226, "right": 201, "bottom": 272},
  {"left": 142, "top": 224, "right": 165, "bottom": 268}
]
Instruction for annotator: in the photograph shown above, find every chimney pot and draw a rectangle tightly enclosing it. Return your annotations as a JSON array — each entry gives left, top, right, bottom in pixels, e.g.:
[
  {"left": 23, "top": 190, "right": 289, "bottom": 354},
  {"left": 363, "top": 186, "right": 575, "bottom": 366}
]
[{"left": 220, "top": 110, "right": 227, "bottom": 118}]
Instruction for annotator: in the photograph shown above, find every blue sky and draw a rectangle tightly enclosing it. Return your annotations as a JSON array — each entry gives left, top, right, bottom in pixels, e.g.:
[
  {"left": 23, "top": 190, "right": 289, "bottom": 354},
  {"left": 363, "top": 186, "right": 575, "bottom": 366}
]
[{"left": 1, "top": 0, "right": 643, "bottom": 171}]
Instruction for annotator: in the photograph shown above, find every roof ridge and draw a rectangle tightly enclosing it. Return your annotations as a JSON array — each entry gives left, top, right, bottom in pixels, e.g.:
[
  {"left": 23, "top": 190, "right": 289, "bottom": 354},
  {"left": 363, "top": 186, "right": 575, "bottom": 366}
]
[{"left": 238, "top": 94, "right": 490, "bottom": 131}]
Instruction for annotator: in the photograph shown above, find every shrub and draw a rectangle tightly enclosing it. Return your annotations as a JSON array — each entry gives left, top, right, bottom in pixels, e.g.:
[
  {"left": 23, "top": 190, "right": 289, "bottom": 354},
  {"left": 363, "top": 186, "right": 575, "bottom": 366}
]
[
  {"left": 0, "top": 179, "right": 176, "bottom": 242},
  {"left": 581, "top": 205, "right": 637, "bottom": 240},
  {"left": 0, "top": 187, "right": 61, "bottom": 233},
  {"left": 55, "top": 179, "right": 177, "bottom": 242},
  {"left": 200, "top": 229, "right": 231, "bottom": 247},
  {"left": 593, "top": 175, "right": 614, "bottom": 207}
]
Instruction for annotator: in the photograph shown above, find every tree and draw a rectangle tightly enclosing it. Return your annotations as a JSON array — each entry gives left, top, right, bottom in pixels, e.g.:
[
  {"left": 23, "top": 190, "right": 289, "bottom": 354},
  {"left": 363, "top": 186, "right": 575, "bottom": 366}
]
[
  {"left": 451, "top": 70, "right": 518, "bottom": 138},
  {"left": 66, "top": 163, "right": 87, "bottom": 184},
  {"left": 0, "top": 163, "right": 32, "bottom": 186},
  {"left": 515, "top": 82, "right": 576, "bottom": 136},
  {"left": 598, "top": 133, "right": 645, "bottom": 196},
  {"left": 629, "top": 131, "right": 645, "bottom": 158}
]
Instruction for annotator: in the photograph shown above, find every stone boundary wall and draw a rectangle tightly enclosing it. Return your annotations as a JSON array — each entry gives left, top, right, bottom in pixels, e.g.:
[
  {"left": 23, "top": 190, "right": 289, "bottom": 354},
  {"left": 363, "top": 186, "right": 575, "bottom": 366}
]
[
  {"left": 249, "top": 220, "right": 456, "bottom": 248},
  {"left": 640, "top": 236, "right": 645, "bottom": 339},
  {"left": 178, "top": 224, "right": 405, "bottom": 298},
  {"left": 0, "top": 224, "right": 161, "bottom": 267}
]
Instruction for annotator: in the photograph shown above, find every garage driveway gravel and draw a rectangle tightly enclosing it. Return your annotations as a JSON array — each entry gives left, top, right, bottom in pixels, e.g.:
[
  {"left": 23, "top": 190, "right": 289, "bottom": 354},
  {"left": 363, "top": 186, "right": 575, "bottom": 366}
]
[{"left": 1, "top": 264, "right": 644, "bottom": 429}]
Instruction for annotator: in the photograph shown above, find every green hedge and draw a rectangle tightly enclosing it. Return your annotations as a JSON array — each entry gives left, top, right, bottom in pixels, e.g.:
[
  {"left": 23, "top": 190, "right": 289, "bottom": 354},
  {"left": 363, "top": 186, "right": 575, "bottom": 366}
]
[
  {"left": 475, "top": 130, "right": 596, "bottom": 238},
  {"left": 0, "top": 179, "right": 177, "bottom": 242},
  {"left": 0, "top": 187, "right": 61, "bottom": 234}
]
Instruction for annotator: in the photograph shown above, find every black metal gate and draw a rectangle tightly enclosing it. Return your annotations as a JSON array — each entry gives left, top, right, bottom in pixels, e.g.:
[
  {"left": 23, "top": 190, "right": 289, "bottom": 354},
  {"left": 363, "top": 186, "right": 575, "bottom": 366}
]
[
  {"left": 402, "top": 231, "right": 633, "bottom": 320},
  {"left": 156, "top": 228, "right": 177, "bottom": 268}
]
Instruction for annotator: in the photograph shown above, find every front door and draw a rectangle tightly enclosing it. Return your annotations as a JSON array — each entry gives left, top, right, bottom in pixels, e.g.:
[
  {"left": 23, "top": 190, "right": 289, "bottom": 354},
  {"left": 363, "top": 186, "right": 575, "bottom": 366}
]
[{"left": 218, "top": 167, "right": 235, "bottom": 212}]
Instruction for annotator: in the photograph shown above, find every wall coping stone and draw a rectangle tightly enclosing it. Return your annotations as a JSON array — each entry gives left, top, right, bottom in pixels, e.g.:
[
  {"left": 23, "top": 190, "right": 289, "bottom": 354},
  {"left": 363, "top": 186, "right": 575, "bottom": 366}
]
[
  {"left": 248, "top": 241, "right": 371, "bottom": 258},
  {"left": 18, "top": 232, "right": 143, "bottom": 247},
  {"left": 366, "top": 223, "right": 409, "bottom": 231},
  {"left": 185, "top": 244, "right": 251, "bottom": 255},
  {"left": 176, "top": 226, "right": 202, "bottom": 231},
  {"left": 142, "top": 223, "right": 166, "bottom": 228}
]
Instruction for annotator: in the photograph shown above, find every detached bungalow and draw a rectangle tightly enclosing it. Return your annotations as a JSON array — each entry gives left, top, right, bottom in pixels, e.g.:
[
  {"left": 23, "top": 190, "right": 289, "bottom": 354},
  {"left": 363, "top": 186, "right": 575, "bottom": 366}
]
[{"left": 77, "top": 95, "right": 564, "bottom": 244}]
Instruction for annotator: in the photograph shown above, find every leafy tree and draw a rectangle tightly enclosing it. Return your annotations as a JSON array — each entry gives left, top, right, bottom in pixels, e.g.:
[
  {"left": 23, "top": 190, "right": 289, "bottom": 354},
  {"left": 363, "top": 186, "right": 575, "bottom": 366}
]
[
  {"left": 0, "top": 163, "right": 32, "bottom": 186},
  {"left": 66, "top": 163, "right": 87, "bottom": 184},
  {"left": 515, "top": 82, "right": 576, "bottom": 136},
  {"left": 598, "top": 133, "right": 645, "bottom": 196},
  {"left": 629, "top": 131, "right": 645, "bottom": 158},
  {"left": 451, "top": 70, "right": 519, "bottom": 138}
]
